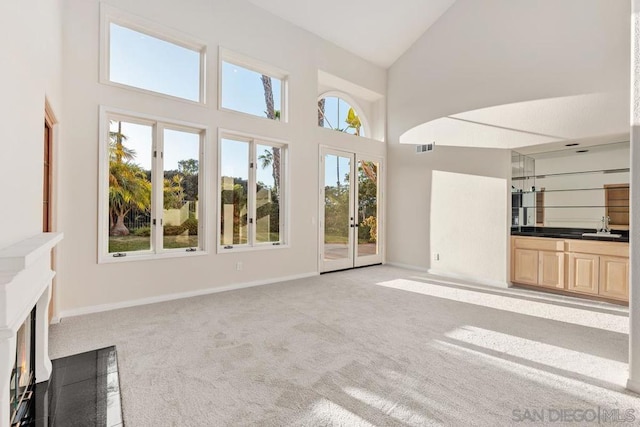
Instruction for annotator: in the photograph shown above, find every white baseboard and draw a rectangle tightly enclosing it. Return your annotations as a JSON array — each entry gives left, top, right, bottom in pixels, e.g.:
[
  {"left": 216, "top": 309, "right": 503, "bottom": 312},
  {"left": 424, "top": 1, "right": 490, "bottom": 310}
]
[
  {"left": 627, "top": 378, "right": 640, "bottom": 394},
  {"left": 57, "top": 272, "right": 319, "bottom": 320},
  {"left": 427, "top": 269, "right": 510, "bottom": 289},
  {"left": 50, "top": 316, "right": 61, "bottom": 325},
  {"left": 385, "top": 262, "right": 430, "bottom": 272}
]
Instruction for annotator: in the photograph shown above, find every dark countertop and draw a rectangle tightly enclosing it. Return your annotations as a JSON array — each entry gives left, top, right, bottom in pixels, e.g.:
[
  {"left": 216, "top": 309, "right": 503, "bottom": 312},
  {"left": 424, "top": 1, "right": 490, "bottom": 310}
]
[{"left": 511, "top": 226, "right": 629, "bottom": 243}]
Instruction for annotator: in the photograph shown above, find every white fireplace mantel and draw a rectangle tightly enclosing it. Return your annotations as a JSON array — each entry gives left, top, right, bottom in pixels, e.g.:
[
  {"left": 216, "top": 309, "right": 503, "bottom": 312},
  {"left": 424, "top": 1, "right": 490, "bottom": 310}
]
[{"left": 0, "top": 232, "right": 62, "bottom": 427}]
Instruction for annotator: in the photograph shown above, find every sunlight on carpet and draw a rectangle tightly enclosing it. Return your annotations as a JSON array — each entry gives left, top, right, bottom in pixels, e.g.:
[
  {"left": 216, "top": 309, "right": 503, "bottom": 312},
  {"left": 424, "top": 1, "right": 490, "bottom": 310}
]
[
  {"left": 444, "top": 325, "right": 627, "bottom": 387},
  {"left": 376, "top": 278, "right": 628, "bottom": 333}
]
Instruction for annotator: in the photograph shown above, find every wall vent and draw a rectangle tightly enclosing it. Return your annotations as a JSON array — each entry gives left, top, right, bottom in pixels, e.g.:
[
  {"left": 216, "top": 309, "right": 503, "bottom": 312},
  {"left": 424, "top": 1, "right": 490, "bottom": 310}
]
[{"left": 416, "top": 143, "right": 435, "bottom": 153}]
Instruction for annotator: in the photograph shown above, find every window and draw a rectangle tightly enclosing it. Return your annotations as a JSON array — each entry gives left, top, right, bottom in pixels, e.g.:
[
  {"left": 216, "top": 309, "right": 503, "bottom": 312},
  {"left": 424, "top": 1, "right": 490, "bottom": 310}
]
[
  {"left": 220, "top": 49, "right": 287, "bottom": 121},
  {"left": 219, "top": 132, "right": 286, "bottom": 250},
  {"left": 103, "top": 10, "right": 205, "bottom": 102},
  {"left": 100, "top": 109, "right": 205, "bottom": 261},
  {"left": 318, "top": 95, "right": 366, "bottom": 137}
]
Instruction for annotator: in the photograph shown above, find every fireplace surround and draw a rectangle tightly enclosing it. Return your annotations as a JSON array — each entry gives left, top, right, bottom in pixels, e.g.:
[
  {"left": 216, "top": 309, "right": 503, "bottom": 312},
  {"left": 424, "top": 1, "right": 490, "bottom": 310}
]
[{"left": 0, "top": 233, "right": 62, "bottom": 427}]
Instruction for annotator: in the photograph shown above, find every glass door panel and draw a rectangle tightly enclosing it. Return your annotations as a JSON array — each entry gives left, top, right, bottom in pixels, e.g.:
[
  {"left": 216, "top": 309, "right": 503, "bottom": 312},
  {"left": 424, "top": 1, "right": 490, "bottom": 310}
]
[
  {"left": 322, "top": 153, "right": 354, "bottom": 271},
  {"left": 320, "top": 149, "right": 382, "bottom": 272},
  {"left": 355, "top": 159, "right": 380, "bottom": 266}
]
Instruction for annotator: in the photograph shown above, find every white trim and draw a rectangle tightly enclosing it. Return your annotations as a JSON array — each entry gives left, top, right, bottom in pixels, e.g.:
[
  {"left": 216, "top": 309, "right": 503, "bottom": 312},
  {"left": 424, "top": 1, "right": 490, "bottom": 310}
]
[
  {"left": 318, "top": 146, "right": 383, "bottom": 273},
  {"left": 57, "top": 272, "right": 319, "bottom": 320},
  {"left": 318, "top": 70, "right": 384, "bottom": 103},
  {"left": 100, "top": 3, "right": 207, "bottom": 104},
  {"left": 385, "top": 262, "right": 430, "bottom": 273},
  {"left": 218, "top": 47, "right": 289, "bottom": 122},
  {"left": 219, "top": 47, "right": 289, "bottom": 80},
  {"left": 427, "top": 269, "right": 510, "bottom": 288},
  {"left": 98, "top": 106, "right": 208, "bottom": 264},
  {"left": 217, "top": 128, "right": 289, "bottom": 253},
  {"left": 627, "top": 378, "right": 640, "bottom": 393},
  {"left": 318, "top": 91, "right": 371, "bottom": 138}
]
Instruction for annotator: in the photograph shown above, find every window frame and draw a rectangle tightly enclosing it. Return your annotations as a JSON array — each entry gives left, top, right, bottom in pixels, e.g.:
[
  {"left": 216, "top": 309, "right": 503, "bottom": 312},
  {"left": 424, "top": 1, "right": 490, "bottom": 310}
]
[
  {"left": 217, "top": 129, "right": 289, "bottom": 253},
  {"left": 218, "top": 47, "right": 289, "bottom": 123},
  {"left": 317, "top": 91, "right": 371, "bottom": 138},
  {"left": 98, "top": 106, "right": 209, "bottom": 264},
  {"left": 100, "top": 4, "right": 207, "bottom": 104}
]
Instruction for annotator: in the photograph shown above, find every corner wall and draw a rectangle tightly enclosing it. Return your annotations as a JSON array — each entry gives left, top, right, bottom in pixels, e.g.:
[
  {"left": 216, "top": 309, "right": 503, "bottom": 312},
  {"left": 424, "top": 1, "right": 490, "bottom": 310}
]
[
  {"left": 386, "top": 144, "right": 510, "bottom": 285},
  {"left": 0, "top": 0, "right": 63, "bottom": 249}
]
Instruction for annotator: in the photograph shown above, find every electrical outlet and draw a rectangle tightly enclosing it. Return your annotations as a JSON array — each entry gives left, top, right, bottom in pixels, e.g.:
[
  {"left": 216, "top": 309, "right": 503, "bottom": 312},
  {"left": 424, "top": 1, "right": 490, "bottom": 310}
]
[
  {"left": 236, "top": 262, "right": 243, "bottom": 271},
  {"left": 434, "top": 253, "right": 440, "bottom": 261}
]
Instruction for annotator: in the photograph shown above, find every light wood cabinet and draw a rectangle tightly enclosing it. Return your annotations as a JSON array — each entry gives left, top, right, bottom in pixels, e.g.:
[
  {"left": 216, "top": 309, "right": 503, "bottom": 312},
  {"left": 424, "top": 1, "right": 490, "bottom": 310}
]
[
  {"left": 599, "top": 256, "right": 629, "bottom": 300},
  {"left": 567, "top": 253, "right": 599, "bottom": 295},
  {"left": 511, "top": 237, "right": 564, "bottom": 289},
  {"left": 539, "top": 250, "right": 564, "bottom": 288},
  {"left": 513, "top": 249, "right": 538, "bottom": 285},
  {"left": 511, "top": 236, "right": 629, "bottom": 302}
]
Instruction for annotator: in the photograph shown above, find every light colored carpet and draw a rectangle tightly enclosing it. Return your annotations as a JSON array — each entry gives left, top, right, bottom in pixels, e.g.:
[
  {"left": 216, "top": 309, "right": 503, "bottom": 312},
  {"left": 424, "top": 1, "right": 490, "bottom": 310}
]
[{"left": 50, "top": 266, "right": 640, "bottom": 426}]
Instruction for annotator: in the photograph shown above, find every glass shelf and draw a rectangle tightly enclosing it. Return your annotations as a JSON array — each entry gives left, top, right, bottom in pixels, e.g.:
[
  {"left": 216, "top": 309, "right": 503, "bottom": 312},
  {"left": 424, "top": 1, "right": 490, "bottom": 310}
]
[
  {"left": 514, "top": 187, "right": 625, "bottom": 194},
  {"left": 521, "top": 205, "right": 629, "bottom": 209},
  {"left": 512, "top": 167, "right": 629, "bottom": 181}
]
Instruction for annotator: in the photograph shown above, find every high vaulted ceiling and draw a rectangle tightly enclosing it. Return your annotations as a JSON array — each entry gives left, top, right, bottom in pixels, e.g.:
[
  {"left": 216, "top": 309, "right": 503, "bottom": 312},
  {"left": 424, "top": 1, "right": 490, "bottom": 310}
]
[{"left": 246, "top": 0, "right": 457, "bottom": 68}]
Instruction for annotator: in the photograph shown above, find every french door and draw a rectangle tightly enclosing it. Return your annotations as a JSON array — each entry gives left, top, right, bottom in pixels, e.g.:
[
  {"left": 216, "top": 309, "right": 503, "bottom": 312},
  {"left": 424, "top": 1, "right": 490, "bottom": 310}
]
[{"left": 320, "top": 148, "right": 382, "bottom": 273}]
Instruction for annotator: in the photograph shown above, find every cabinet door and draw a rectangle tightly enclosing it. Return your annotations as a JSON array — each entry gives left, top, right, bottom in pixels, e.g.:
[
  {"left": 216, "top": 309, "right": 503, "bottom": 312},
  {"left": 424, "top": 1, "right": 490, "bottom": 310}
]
[
  {"left": 599, "top": 256, "right": 629, "bottom": 300},
  {"left": 538, "top": 251, "right": 564, "bottom": 289},
  {"left": 514, "top": 249, "right": 539, "bottom": 285},
  {"left": 567, "top": 253, "right": 599, "bottom": 295}
]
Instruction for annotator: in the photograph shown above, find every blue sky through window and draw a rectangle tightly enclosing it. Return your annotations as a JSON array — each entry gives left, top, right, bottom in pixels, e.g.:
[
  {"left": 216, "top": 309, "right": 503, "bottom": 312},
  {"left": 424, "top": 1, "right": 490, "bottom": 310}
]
[
  {"left": 221, "top": 61, "right": 282, "bottom": 119},
  {"left": 319, "top": 96, "right": 363, "bottom": 136},
  {"left": 324, "top": 154, "right": 351, "bottom": 188},
  {"left": 110, "top": 23, "right": 201, "bottom": 102},
  {"left": 109, "top": 121, "right": 199, "bottom": 171}
]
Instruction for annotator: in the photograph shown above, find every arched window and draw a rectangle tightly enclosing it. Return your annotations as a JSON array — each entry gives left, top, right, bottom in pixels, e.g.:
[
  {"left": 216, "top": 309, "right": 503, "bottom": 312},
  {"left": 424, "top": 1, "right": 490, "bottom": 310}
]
[{"left": 317, "top": 95, "right": 367, "bottom": 137}]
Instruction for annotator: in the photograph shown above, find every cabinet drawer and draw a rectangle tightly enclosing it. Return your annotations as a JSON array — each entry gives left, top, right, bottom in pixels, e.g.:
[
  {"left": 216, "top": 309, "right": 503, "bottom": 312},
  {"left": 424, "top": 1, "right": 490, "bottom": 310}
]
[
  {"left": 565, "top": 240, "right": 628, "bottom": 257},
  {"left": 512, "top": 236, "right": 564, "bottom": 252}
]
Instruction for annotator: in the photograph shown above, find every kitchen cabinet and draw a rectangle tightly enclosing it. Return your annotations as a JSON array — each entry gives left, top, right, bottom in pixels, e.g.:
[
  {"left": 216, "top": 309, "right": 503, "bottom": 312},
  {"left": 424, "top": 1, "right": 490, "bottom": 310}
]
[
  {"left": 513, "top": 249, "right": 538, "bottom": 285},
  {"left": 599, "top": 256, "right": 629, "bottom": 300},
  {"left": 511, "top": 236, "right": 629, "bottom": 302},
  {"left": 511, "top": 237, "right": 564, "bottom": 289},
  {"left": 567, "top": 252, "right": 599, "bottom": 295}
]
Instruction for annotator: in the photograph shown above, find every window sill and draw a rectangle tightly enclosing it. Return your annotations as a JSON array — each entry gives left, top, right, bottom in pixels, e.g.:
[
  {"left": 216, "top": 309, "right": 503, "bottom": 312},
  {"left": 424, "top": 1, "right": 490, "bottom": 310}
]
[
  {"left": 100, "top": 79, "right": 206, "bottom": 106},
  {"left": 219, "top": 106, "right": 288, "bottom": 124},
  {"left": 98, "top": 249, "right": 208, "bottom": 264},
  {"left": 216, "top": 244, "right": 290, "bottom": 254}
]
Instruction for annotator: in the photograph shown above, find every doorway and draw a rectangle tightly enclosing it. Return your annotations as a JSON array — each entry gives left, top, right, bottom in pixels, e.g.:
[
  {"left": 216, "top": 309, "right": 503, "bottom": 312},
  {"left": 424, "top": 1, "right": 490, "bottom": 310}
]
[
  {"left": 45, "top": 104, "right": 56, "bottom": 322},
  {"left": 320, "top": 148, "right": 382, "bottom": 273}
]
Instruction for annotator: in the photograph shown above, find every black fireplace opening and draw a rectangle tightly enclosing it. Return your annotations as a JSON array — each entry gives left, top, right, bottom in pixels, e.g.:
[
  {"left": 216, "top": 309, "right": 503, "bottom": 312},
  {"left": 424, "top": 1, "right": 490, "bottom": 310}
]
[{"left": 10, "top": 307, "right": 36, "bottom": 427}]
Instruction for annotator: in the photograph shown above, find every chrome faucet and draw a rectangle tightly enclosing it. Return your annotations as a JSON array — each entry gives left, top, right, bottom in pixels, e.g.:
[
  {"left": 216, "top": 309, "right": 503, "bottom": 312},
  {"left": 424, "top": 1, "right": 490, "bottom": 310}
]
[{"left": 599, "top": 216, "right": 611, "bottom": 233}]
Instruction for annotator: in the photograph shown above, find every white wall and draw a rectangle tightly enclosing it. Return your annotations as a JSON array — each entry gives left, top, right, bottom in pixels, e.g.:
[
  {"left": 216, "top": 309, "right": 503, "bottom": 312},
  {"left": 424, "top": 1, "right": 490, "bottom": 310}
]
[
  {"left": 386, "top": 144, "right": 511, "bottom": 285},
  {"left": 57, "top": 0, "right": 386, "bottom": 315},
  {"left": 0, "top": 0, "right": 63, "bottom": 249},
  {"left": 388, "top": 0, "right": 629, "bottom": 141}
]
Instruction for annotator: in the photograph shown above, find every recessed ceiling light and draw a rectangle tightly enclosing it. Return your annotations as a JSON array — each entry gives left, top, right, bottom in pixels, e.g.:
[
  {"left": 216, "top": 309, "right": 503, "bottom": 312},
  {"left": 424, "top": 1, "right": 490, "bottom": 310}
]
[
  {"left": 576, "top": 149, "right": 589, "bottom": 153},
  {"left": 565, "top": 143, "right": 579, "bottom": 147}
]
